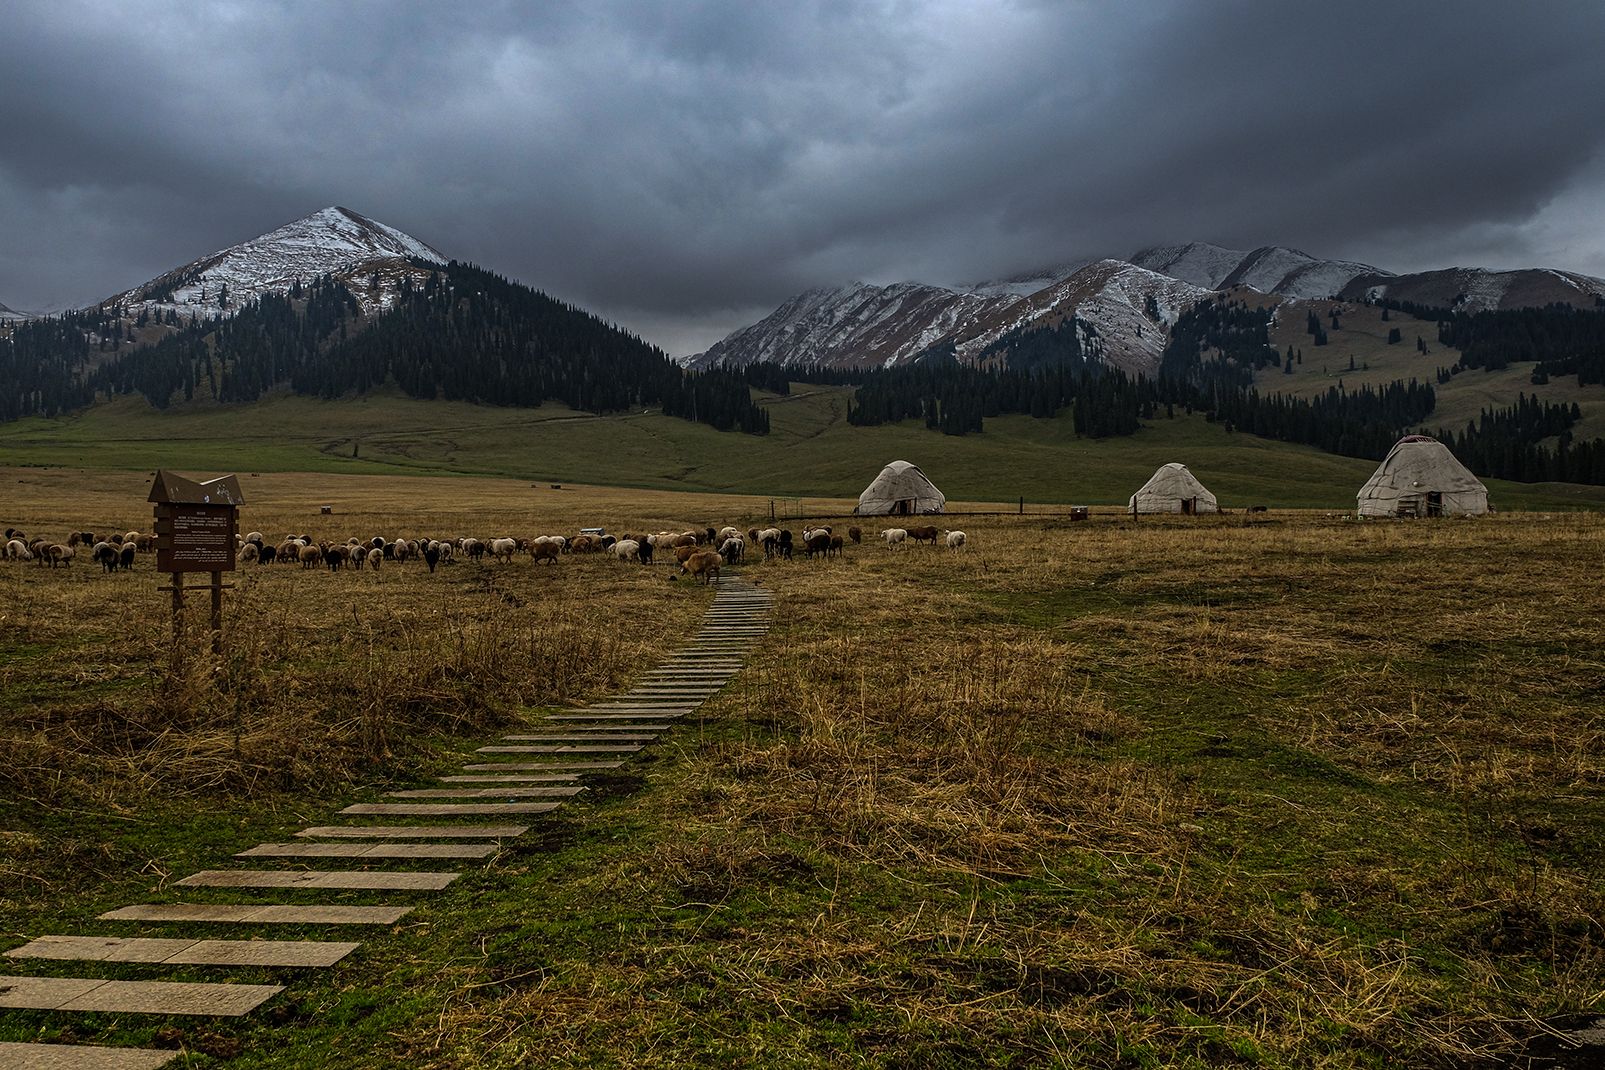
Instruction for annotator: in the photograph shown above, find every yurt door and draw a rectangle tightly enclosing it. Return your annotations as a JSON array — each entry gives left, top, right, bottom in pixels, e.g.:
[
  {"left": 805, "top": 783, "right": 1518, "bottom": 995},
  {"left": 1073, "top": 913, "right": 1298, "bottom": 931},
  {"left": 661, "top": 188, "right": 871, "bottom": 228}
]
[
  {"left": 1182, "top": 497, "right": 1196, "bottom": 516},
  {"left": 1427, "top": 492, "right": 1443, "bottom": 517}
]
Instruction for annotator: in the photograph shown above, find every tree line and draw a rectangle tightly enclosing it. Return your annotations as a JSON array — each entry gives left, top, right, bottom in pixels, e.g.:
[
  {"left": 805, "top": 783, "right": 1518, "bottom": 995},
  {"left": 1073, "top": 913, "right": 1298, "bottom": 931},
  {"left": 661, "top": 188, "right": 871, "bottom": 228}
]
[{"left": 1, "top": 262, "right": 768, "bottom": 435}]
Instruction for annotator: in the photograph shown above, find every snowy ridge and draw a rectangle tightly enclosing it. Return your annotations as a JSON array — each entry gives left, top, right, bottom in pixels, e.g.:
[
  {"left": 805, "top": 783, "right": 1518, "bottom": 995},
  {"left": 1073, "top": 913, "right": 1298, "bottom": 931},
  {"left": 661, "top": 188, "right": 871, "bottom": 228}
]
[
  {"left": 688, "top": 281, "right": 1022, "bottom": 370},
  {"left": 953, "top": 260, "right": 1212, "bottom": 374},
  {"left": 0, "top": 300, "right": 31, "bottom": 322},
  {"left": 109, "top": 206, "right": 446, "bottom": 322},
  {"left": 1129, "top": 242, "right": 1248, "bottom": 290},
  {"left": 1133, "top": 242, "right": 1387, "bottom": 298},
  {"left": 1338, "top": 265, "right": 1605, "bottom": 312}
]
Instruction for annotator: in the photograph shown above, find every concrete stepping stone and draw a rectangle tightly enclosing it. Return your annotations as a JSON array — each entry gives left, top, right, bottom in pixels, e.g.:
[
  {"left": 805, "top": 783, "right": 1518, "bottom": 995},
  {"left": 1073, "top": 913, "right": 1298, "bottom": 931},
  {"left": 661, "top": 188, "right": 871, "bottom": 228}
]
[
  {"left": 544, "top": 713, "right": 681, "bottom": 722},
  {"left": 6, "top": 936, "right": 358, "bottom": 968},
  {"left": 440, "top": 774, "right": 586, "bottom": 783},
  {"left": 459, "top": 761, "right": 622, "bottom": 771},
  {"left": 384, "top": 786, "right": 583, "bottom": 799},
  {"left": 501, "top": 734, "right": 658, "bottom": 743},
  {"left": 477, "top": 745, "right": 642, "bottom": 754},
  {"left": 0, "top": 1041, "right": 178, "bottom": 1069},
  {"left": 296, "top": 825, "right": 528, "bottom": 839},
  {"left": 341, "top": 802, "right": 561, "bottom": 816},
  {"left": 176, "top": 870, "right": 459, "bottom": 891},
  {"left": 0, "top": 976, "right": 282, "bottom": 1016},
  {"left": 100, "top": 904, "right": 412, "bottom": 925},
  {"left": 237, "top": 843, "right": 497, "bottom": 859}
]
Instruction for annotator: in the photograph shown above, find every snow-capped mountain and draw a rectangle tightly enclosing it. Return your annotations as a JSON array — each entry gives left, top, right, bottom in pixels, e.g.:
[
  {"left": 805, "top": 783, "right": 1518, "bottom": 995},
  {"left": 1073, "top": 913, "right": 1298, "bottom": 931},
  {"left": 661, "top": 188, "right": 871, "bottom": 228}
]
[
  {"left": 687, "top": 281, "right": 1024, "bottom": 370},
  {"left": 953, "top": 260, "right": 1213, "bottom": 375},
  {"left": 0, "top": 300, "right": 31, "bottom": 322},
  {"left": 688, "top": 260, "right": 1212, "bottom": 374},
  {"left": 1130, "top": 242, "right": 1388, "bottom": 298},
  {"left": 107, "top": 206, "right": 445, "bottom": 321},
  {"left": 1338, "top": 265, "right": 1605, "bottom": 312}
]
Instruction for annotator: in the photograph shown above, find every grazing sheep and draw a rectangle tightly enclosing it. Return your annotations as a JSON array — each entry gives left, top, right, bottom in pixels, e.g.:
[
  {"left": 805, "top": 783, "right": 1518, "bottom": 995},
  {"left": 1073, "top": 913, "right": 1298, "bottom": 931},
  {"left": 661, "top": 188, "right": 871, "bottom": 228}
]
[
  {"left": 703, "top": 526, "right": 717, "bottom": 545},
  {"left": 244, "top": 530, "right": 264, "bottom": 547},
  {"left": 829, "top": 534, "right": 843, "bottom": 556},
  {"left": 239, "top": 543, "right": 260, "bottom": 565},
  {"left": 637, "top": 538, "right": 654, "bottom": 566},
  {"left": 392, "top": 540, "right": 414, "bottom": 564},
  {"left": 802, "top": 531, "right": 831, "bottom": 558},
  {"left": 424, "top": 543, "right": 441, "bottom": 572},
  {"left": 118, "top": 543, "right": 136, "bottom": 570},
  {"left": 612, "top": 539, "right": 641, "bottom": 563},
  {"left": 719, "top": 536, "right": 744, "bottom": 564},
  {"left": 135, "top": 533, "right": 156, "bottom": 552},
  {"left": 907, "top": 524, "right": 940, "bottom": 546},
  {"left": 298, "top": 544, "right": 322, "bottom": 569},
  {"left": 323, "top": 544, "right": 347, "bottom": 571},
  {"left": 777, "top": 529, "right": 793, "bottom": 560},
  {"left": 881, "top": 528, "right": 907, "bottom": 548},
  {"left": 673, "top": 543, "right": 700, "bottom": 564},
  {"left": 258, "top": 543, "right": 276, "bottom": 565},
  {"left": 4, "top": 538, "right": 31, "bottom": 561},
  {"left": 92, "top": 541, "right": 119, "bottom": 572},
  {"left": 718, "top": 526, "right": 740, "bottom": 544},
  {"left": 945, "top": 530, "right": 967, "bottom": 550},
  {"left": 681, "top": 549, "right": 722, "bottom": 585},
  {"left": 531, "top": 540, "right": 559, "bottom": 565},
  {"left": 350, "top": 545, "right": 366, "bottom": 570},
  {"left": 848, "top": 526, "right": 862, "bottom": 544},
  {"left": 747, "top": 527, "right": 760, "bottom": 544},
  {"left": 367, "top": 547, "right": 384, "bottom": 570},
  {"left": 46, "top": 544, "right": 74, "bottom": 568},
  {"left": 490, "top": 537, "right": 518, "bottom": 563}
]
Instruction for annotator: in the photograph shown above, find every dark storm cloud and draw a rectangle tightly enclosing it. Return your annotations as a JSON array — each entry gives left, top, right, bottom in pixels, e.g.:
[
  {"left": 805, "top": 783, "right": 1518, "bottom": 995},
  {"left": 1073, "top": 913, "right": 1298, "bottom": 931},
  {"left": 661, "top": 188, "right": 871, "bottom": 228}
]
[{"left": 3, "top": 1, "right": 1604, "bottom": 352}]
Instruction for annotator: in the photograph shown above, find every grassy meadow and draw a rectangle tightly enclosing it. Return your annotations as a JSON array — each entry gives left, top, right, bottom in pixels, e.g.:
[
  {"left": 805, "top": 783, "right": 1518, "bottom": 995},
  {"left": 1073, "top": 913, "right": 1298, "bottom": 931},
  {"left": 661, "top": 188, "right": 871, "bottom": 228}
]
[
  {"left": 5, "top": 384, "right": 1605, "bottom": 512},
  {"left": 1, "top": 470, "right": 1602, "bottom": 1067}
]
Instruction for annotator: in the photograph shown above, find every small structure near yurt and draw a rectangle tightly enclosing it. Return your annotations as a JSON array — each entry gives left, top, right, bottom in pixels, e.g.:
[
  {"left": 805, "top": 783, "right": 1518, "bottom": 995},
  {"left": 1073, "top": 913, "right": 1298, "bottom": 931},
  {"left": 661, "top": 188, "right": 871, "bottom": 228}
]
[
  {"left": 1130, "top": 463, "right": 1218, "bottom": 515},
  {"left": 1357, "top": 435, "right": 1489, "bottom": 517},
  {"left": 854, "top": 460, "right": 946, "bottom": 515}
]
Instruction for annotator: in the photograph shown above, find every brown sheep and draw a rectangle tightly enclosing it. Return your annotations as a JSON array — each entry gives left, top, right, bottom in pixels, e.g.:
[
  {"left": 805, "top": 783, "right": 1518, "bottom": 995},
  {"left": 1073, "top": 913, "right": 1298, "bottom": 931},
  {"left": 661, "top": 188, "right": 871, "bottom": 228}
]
[
  {"left": 907, "top": 524, "right": 940, "bottom": 545},
  {"left": 298, "top": 544, "right": 322, "bottom": 569},
  {"left": 847, "top": 526, "right": 862, "bottom": 544},
  {"left": 673, "top": 543, "right": 700, "bottom": 564},
  {"left": 803, "top": 531, "right": 831, "bottom": 558},
  {"left": 531, "top": 541, "right": 560, "bottom": 565},
  {"left": 681, "top": 550, "right": 722, "bottom": 585}
]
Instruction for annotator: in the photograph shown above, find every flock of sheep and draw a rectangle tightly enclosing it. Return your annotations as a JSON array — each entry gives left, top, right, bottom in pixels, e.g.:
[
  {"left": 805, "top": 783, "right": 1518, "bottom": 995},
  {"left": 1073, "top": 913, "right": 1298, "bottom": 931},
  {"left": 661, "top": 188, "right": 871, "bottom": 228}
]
[
  {"left": 3, "top": 521, "right": 968, "bottom": 583},
  {"left": 4, "top": 527, "right": 152, "bottom": 570}
]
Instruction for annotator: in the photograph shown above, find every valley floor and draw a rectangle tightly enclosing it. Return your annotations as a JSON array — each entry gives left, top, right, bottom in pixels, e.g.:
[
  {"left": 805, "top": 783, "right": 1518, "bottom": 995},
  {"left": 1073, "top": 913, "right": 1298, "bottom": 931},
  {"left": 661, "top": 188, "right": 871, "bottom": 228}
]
[{"left": 1, "top": 474, "right": 1602, "bottom": 1067}]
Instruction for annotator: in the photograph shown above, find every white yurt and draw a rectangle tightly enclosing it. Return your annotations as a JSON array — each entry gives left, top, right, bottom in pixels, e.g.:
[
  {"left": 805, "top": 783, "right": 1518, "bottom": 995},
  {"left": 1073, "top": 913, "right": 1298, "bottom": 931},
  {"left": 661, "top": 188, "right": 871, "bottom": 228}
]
[
  {"left": 854, "top": 460, "right": 946, "bottom": 515},
  {"left": 1357, "top": 435, "right": 1488, "bottom": 517},
  {"left": 1129, "top": 463, "right": 1219, "bottom": 515}
]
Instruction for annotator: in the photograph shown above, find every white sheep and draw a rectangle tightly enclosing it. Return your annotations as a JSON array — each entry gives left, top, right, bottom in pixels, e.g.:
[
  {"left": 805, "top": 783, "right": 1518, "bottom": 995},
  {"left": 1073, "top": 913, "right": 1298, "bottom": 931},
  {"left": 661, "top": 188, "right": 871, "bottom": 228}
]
[
  {"left": 367, "top": 547, "right": 383, "bottom": 570},
  {"left": 719, "top": 536, "right": 745, "bottom": 563},
  {"left": 881, "top": 528, "right": 907, "bottom": 548},
  {"left": 490, "top": 537, "right": 518, "bottom": 563},
  {"left": 944, "top": 530, "right": 967, "bottom": 550},
  {"left": 611, "top": 538, "right": 641, "bottom": 563},
  {"left": 4, "top": 539, "right": 31, "bottom": 561},
  {"left": 717, "top": 526, "right": 740, "bottom": 543},
  {"left": 239, "top": 543, "right": 260, "bottom": 564}
]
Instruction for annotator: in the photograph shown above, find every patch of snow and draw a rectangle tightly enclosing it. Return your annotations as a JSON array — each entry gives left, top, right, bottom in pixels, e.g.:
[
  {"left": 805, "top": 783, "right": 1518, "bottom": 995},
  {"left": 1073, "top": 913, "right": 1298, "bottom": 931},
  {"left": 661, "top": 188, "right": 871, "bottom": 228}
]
[
  {"left": 107, "top": 206, "right": 446, "bottom": 323},
  {"left": 1130, "top": 242, "right": 1248, "bottom": 289}
]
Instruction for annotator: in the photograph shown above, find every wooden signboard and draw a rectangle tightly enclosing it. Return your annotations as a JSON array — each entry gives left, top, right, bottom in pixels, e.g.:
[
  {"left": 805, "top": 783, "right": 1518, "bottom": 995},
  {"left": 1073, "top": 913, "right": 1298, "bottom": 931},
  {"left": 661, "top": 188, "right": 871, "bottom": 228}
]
[
  {"left": 154, "top": 503, "right": 237, "bottom": 572},
  {"left": 148, "top": 471, "right": 245, "bottom": 659}
]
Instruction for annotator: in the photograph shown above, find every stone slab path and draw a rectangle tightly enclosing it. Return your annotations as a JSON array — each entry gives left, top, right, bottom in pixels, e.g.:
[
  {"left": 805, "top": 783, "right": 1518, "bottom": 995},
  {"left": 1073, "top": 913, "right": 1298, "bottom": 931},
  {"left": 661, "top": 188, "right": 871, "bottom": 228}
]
[
  {"left": 101, "top": 905, "right": 412, "bottom": 925},
  {"left": 0, "top": 1041, "right": 178, "bottom": 1069},
  {"left": 1, "top": 576, "right": 771, "bottom": 1064},
  {"left": 7, "top": 937, "right": 358, "bottom": 968}
]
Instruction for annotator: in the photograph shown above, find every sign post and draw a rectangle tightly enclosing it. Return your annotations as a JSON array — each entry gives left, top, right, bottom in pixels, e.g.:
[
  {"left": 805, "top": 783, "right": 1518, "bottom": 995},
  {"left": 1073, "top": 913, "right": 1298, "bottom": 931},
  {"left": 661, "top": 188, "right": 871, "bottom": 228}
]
[{"left": 150, "top": 471, "right": 244, "bottom": 664}]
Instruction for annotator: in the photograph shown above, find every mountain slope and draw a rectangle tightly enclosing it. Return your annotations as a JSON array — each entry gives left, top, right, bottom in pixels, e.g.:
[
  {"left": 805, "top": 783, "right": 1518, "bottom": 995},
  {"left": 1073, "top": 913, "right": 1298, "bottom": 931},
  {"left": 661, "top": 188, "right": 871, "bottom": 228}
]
[
  {"left": 0, "top": 301, "right": 31, "bottom": 322},
  {"left": 688, "top": 282, "right": 1022, "bottom": 370},
  {"left": 1338, "top": 266, "right": 1605, "bottom": 312},
  {"left": 1131, "top": 242, "right": 1387, "bottom": 298},
  {"left": 108, "top": 206, "right": 446, "bottom": 321}
]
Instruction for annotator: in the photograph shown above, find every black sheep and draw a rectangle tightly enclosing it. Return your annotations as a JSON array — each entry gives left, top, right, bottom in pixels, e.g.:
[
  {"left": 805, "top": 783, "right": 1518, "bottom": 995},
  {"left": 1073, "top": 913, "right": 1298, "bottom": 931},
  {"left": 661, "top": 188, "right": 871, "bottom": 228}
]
[
  {"left": 424, "top": 544, "right": 441, "bottom": 573},
  {"left": 118, "top": 544, "right": 136, "bottom": 570}
]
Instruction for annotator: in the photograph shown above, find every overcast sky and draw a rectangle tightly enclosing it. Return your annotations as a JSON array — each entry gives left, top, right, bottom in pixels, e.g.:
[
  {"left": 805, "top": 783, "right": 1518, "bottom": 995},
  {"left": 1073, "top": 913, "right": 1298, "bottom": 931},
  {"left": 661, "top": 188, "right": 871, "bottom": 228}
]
[{"left": 4, "top": 1, "right": 1604, "bottom": 355}]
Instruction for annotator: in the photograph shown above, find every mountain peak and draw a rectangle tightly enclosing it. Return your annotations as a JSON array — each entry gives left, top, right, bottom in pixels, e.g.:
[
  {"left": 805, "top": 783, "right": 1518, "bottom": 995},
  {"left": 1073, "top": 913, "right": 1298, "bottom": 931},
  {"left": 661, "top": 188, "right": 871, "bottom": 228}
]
[{"left": 109, "top": 206, "right": 446, "bottom": 320}]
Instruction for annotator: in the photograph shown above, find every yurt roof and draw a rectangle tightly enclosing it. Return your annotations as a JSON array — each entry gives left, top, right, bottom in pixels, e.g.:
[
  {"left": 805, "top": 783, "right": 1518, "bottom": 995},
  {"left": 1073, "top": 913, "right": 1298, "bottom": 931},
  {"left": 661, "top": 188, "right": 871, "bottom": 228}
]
[{"left": 1359, "top": 437, "right": 1486, "bottom": 496}]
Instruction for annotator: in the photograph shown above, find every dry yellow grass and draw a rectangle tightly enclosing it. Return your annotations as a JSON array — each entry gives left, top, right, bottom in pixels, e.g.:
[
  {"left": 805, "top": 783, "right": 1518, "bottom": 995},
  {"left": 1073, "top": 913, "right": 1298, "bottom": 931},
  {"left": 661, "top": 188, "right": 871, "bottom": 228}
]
[{"left": 2, "top": 469, "right": 1602, "bottom": 1067}]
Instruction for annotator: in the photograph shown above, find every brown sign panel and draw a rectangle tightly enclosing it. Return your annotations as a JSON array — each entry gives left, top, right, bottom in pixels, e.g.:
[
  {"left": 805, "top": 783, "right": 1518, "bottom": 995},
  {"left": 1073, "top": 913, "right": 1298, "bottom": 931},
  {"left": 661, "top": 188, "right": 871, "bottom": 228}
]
[{"left": 155, "top": 503, "right": 238, "bottom": 572}]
